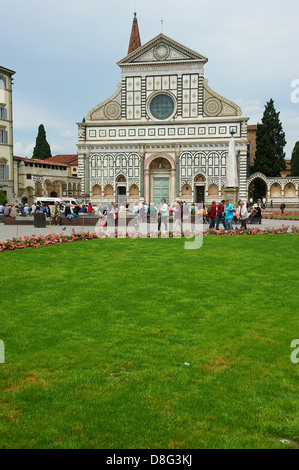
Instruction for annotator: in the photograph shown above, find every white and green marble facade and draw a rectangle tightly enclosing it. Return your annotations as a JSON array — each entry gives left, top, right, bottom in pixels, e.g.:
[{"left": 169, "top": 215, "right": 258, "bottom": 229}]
[{"left": 77, "top": 33, "right": 249, "bottom": 206}]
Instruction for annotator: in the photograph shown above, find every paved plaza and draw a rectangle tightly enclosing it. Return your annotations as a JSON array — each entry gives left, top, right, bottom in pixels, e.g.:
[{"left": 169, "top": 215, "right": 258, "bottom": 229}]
[{"left": 0, "top": 217, "right": 299, "bottom": 243}]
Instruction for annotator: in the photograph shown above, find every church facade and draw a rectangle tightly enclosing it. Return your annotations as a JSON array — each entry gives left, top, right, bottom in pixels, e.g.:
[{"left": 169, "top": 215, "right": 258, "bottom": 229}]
[{"left": 77, "top": 15, "right": 254, "bottom": 207}]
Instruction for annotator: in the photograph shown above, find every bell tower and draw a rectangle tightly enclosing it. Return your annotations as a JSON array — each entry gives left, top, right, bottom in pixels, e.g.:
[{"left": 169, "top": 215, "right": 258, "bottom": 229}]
[{"left": 128, "top": 12, "right": 141, "bottom": 54}]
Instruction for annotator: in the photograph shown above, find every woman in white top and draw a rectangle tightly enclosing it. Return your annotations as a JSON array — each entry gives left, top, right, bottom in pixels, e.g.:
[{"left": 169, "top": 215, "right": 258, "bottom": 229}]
[
  {"left": 158, "top": 198, "right": 169, "bottom": 232},
  {"left": 236, "top": 201, "right": 248, "bottom": 230}
]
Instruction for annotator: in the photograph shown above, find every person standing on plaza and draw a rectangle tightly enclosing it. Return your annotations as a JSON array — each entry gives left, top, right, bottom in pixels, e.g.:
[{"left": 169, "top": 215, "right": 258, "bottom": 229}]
[
  {"left": 158, "top": 198, "right": 168, "bottom": 232},
  {"left": 280, "top": 202, "right": 285, "bottom": 214},
  {"left": 256, "top": 205, "right": 262, "bottom": 224},
  {"left": 139, "top": 201, "right": 147, "bottom": 223},
  {"left": 216, "top": 199, "right": 226, "bottom": 230},
  {"left": 236, "top": 201, "right": 248, "bottom": 230},
  {"left": 149, "top": 203, "right": 157, "bottom": 223},
  {"left": 31, "top": 202, "right": 36, "bottom": 214},
  {"left": 51, "top": 202, "right": 61, "bottom": 225},
  {"left": 208, "top": 201, "right": 217, "bottom": 229},
  {"left": 87, "top": 202, "right": 93, "bottom": 213},
  {"left": 224, "top": 200, "right": 234, "bottom": 231}
]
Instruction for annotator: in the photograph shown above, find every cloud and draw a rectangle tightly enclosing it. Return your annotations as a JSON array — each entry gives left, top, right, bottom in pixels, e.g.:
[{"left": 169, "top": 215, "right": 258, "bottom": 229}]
[
  {"left": 14, "top": 142, "right": 35, "bottom": 158},
  {"left": 3, "top": 0, "right": 299, "bottom": 161}
]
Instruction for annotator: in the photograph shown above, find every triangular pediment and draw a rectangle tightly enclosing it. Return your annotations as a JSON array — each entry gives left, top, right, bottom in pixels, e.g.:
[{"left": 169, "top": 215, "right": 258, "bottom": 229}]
[{"left": 117, "top": 33, "right": 208, "bottom": 67}]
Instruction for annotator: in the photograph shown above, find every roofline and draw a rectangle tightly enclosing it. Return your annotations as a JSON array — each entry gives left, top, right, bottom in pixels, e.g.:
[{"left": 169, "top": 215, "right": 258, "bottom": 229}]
[
  {"left": 117, "top": 33, "right": 208, "bottom": 66},
  {"left": 13, "top": 156, "right": 68, "bottom": 166},
  {"left": 0, "top": 66, "right": 16, "bottom": 76}
]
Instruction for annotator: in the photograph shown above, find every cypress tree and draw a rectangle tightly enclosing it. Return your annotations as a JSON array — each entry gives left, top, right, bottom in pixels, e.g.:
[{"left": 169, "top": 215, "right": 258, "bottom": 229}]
[
  {"left": 0, "top": 190, "right": 8, "bottom": 205},
  {"left": 32, "top": 124, "right": 52, "bottom": 160},
  {"left": 291, "top": 141, "right": 299, "bottom": 176},
  {"left": 251, "top": 99, "right": 286, "bottom": 177}
]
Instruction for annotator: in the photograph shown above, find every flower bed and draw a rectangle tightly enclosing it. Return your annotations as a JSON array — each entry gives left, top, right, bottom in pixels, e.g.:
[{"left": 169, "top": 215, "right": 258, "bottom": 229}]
[
  {"left": 1, "top": 226, "right": 299, "bottom": 252},
  {"left": 0, "top": 231, "right": 99, "bottom": 252},
  {"left": 263, "top": 211, "right": 299, "bottom": 221}
]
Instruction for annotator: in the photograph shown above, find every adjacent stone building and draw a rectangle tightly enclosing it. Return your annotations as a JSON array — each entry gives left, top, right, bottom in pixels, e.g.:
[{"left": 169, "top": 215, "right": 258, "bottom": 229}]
[
  {"left": 0, "top": 66, "right": 15, "bottom": 201},
  {"left": 13, "top": 156, "right": 81, "bottom": 205}
]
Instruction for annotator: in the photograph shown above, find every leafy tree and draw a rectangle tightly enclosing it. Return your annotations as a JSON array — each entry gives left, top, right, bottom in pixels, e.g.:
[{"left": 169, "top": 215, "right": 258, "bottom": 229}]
[
  {"left": 291, "top": 141, "right": 299, "bottom": 176},
  {"left": 251, "top": 99, "right": 286, "bottom": 177},
  {"left": 32, "top": 124, "right": 52, "bottom": 160},
  {"left": 0, "top": 190, "right": 8, "bottom": 205}
]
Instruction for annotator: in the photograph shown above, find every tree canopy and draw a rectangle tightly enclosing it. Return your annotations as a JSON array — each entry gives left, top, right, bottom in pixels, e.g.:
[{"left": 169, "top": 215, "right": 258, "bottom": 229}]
[
  {"left": 32, "top": 124, "right": 52, "bottom": 160},
  {"left": 251, "top": 99, "right": 286, "bottom": 177},
  {"left": 0, "top": 190, "right": 8, "bottom": 205},
  {"left": 291, "top": 141, "right": 299, "bottom": 176}
]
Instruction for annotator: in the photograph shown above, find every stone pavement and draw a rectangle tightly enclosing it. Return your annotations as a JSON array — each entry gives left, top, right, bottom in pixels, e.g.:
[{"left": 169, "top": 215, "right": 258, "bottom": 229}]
[{"left": 0, "top": 218, "right": 299, "bottom": 243}]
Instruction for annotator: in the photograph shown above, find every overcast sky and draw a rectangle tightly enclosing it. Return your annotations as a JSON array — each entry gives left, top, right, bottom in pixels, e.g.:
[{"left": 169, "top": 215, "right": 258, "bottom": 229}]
[{"left": 2, "top": 0, "right": 299, "bottom": 159}]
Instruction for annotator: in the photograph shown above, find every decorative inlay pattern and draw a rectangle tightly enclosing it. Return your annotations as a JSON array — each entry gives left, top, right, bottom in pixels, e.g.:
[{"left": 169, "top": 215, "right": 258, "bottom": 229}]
[
  {"left": 104, "top": 102, "right": 122, "bottom": 120},
  {"left": 203, "top": 98, "right": 222, "bottom": 117}
]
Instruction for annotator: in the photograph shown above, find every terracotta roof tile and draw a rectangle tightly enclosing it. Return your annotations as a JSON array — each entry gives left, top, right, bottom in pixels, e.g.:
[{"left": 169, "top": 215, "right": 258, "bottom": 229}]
[
  {"left": 46, "top": 154, "right": 78, "bottom": 165},
  {"left": 14, "top": 156, "right": 68, "bottom": 167}
]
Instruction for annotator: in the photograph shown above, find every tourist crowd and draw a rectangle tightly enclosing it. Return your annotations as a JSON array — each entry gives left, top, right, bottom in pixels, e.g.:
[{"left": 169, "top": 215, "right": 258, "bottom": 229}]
[{"left": 0, "top": 199, "right": 265, "bottom": 230}]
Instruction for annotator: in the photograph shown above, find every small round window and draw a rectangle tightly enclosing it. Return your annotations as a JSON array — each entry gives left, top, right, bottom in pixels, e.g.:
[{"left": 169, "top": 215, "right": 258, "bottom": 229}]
[{"left": 149, "top": 94, "right": 175, "bottom": 120}]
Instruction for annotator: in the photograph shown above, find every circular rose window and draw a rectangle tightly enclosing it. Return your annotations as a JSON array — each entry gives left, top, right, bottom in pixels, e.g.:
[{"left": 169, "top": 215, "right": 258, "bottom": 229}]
[{"left": 149, "top": 94, "right": 175, "bottom": 120}]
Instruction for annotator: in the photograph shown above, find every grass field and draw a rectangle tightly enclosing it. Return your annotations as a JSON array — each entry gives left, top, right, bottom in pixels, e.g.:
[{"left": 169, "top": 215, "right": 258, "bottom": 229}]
[{"left": 0, "top": 235, "right": 299, "bottom": 449}]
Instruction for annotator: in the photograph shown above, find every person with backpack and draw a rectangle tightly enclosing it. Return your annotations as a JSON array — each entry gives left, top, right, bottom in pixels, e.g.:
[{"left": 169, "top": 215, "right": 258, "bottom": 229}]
[
  {"left": 216, "top": 199, "right": 226, "bottom": 230},
  {"left": 207, "top": 201, "right": 217, "bottom": 229}
]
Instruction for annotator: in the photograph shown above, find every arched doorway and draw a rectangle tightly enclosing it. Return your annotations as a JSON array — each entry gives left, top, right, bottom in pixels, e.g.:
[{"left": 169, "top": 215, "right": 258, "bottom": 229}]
[
  {"left": 116, "top": 175, "right": 127, "bottom": 207},
  {"left": 149, "top": 157, "right": 172, "bottom": 205},
  {"left": 248, "top": 178, "right": 267, "bottom": 203},
  {"left": 194, "top": 174, "right": 206, "bottom": 204}
]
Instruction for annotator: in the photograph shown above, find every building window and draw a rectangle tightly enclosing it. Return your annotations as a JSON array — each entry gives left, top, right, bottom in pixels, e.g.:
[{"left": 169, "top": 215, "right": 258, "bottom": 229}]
[
  {"left": 26, "top": 174, "right": 32, "bottom": 179},
  {"left": 0, "top": 76, "right": 7, "bottom": 89},
  {"left": 0, "top": 129, "right": 8, "bottom": 144},
  {"left": 0, "top": 107, "right": 7, "bottom": 119},
  {"left": 0, "top": 159, "right": 9, "bottom": 180},
  {"left": 149, "top": 93, "right": 175, "bottom": 120}
]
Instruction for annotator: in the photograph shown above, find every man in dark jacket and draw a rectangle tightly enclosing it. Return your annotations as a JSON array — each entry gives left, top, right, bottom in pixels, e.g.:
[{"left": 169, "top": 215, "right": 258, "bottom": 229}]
[
  {"left": 216, "top": 199, "right": 226, "bottom": 230},
  {"left": 208, "top": 201, "right": 217, "bottom": 229}
]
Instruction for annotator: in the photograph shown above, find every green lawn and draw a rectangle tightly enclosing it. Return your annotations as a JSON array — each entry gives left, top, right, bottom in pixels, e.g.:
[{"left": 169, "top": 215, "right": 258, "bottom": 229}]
[{"left": 0, "top": 235, "right": 299, "bottom": 449}]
